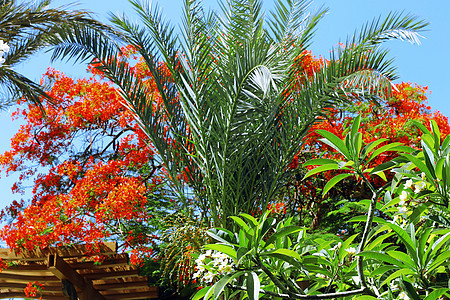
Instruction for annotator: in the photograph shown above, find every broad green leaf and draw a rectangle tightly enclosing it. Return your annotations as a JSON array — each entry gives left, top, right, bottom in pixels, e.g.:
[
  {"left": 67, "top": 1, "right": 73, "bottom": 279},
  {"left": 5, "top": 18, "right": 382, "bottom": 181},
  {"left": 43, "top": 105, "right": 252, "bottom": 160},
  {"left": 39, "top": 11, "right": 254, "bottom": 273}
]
[
  {"left": 247, "top": 271, "right": 260, "bottom": 300},
  {"left": 386, "top": 250, "right": 415, "bottom": 269},
  {"left": 358, "top": 251, "right": 407, "bottom": 268},
  {"left": 316, "top": 129, "right": 351, "bottom": 159},
  {"left": 192, "top": 286, "right": 212, "bottom": 300},
  {"left": 409, "top": 203, "right": 431, "bottom": 224},
  {"left": 237, "top": 247, "right": 253, "bottom": 265},
  {"left": 384, "top": 222, "right": 419, "bottom": 266},
  {"left": 436, "top": 157, "right": 445, "bottom": 180},
  {"left": 361, "top": 138, "right": 389, "bottom": 159},
  {"left": 427, "top": 231, "right": 450, "bottom": 266},
  {"left": 350, "top": 114, "right": 361, "bottom": 141},
  {"left": 371, "top": 265, "right": 397, "bottom": 277},
  {"left": 442, "top": 135, "right": 450, "bottom": 152},
  {"left": 422, "top": 141, "right": 436, "bottom": 179},
  {"left": 401, "top": 153, "right": 434, "bottom": 186},
  {"left": 411, "top": 119, "right": 432, "bottom": 136},
  {"left": 264, "top": 225, "right": 302, "bottom": 248},
  {"left": 353, "top": 296, "right": 378, "bottom": 300},
  {"left": 212, "top": 271, "right": 246, "bottom": 299},
  {"left": 353, "top": 131, "right": 363, "bottom": 159},
  {"left": 381, "top": 268, "right": 415, "bottom": 287},
  {"left": 303, "top": 164, "right": 342, "bottom": 179},
  {"left": 230, "top": 216, "right": 250, "bottom": 232},
  {"left": 399, "top": 277, "right": 420, "bottom": 300},
  {"left": 367, "top": 142, "right": 403, "bottom": 164},
  {"left": 207, "top": 230, "right": 237, "bottom": 246},
  {"left": 322, "top": 173, "right": 352, "bottom": 197},
  {"left": 267, "top": 248, "right": 302, "bottom": 261},
  {"left": 418, "top": 227, "right": 432, "bottom": 265},
  {"left": 239, "top": 213, "right": 259, "bottom": 227},
  {"left": 421, "top": 133, "right": 436, "bottom": 154},
  {"left": 348, "top": 215, "right": 387, "bottom": 224},
  {"left": 204, "top": 244, "right": 237, "bottom": 260},
  {"left": 371, "top": 160, "right": 398, "bottom": 174},
  {"left": 431, "top": 120, "right": 441, "bottom": 151},
  {"left": 239, "top": 228, "right": 248, "bottom": 248},
  {"left": 424, "top": 288, "right": 450, "bottom": 300},
  {"left": 366, "top": 232, "right": 394, "bottom": 251},
  {"left": 373, "top": 170, "right": 387, "bottom": 181},
  {"left": 427, "top": 251, "right": 450, "bottom": 273},
  {"left": 303, "top": 158, "right": 338, "bottom": 166}
]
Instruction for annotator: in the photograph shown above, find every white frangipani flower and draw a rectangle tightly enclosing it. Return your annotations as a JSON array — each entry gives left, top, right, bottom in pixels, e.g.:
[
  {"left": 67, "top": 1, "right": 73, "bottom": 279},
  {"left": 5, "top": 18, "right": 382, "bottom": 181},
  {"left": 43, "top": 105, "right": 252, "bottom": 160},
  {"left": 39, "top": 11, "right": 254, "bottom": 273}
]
[
  {"left": 398, "top": 291, "right": 410, "bottom": 300},
  {"left": 398, "top": 206, "right": 407, "bottom": 217},
  {"left": 399, "top": 191, "right": 408, "bottom": 205},
  {"left": 405, "top": 179, "right": 413, "bottom": 188},
  {"left": 0, "top": 40, "right": 10, "bottom": 53},
  {"left": 345, "top": 247, "right": 357, "bottom": 255},
  {"left": 193, "top": 250, "right": 235, "bottom": 284},
  {"left": 414, "top": 181, "right": 426, "bottom": 193}
]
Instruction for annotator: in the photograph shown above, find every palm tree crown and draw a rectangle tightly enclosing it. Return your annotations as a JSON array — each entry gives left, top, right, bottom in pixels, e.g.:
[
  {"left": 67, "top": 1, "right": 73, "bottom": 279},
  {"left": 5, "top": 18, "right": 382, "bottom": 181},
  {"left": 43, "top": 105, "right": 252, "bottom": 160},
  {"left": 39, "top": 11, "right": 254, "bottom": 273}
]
[{"left": 0, "top": 0, "right": 111, "bottom": 109}]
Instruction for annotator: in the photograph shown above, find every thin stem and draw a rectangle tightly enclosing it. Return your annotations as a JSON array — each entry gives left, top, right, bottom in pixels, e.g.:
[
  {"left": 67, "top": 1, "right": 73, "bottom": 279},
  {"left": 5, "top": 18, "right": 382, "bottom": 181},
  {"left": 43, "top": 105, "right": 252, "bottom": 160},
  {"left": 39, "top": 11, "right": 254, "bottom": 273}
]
[{"left": 355, "top": 174, "right": 390, "bottom": 288}]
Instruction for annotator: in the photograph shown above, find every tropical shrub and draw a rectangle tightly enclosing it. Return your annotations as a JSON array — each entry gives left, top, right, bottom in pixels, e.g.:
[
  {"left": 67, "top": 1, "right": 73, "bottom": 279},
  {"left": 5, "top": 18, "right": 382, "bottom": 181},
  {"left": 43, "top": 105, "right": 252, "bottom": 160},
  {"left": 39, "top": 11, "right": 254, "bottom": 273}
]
[{"left": 196, "top": 117, "right": 450, "bottom": 299}]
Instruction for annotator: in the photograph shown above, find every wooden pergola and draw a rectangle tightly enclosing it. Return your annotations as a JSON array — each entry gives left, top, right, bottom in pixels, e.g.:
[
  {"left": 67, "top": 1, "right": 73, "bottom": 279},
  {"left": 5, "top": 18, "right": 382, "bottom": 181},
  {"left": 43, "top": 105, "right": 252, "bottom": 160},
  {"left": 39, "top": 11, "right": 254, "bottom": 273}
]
[{"left": 0, "top": 242, "right": 158, "bottom": 299}]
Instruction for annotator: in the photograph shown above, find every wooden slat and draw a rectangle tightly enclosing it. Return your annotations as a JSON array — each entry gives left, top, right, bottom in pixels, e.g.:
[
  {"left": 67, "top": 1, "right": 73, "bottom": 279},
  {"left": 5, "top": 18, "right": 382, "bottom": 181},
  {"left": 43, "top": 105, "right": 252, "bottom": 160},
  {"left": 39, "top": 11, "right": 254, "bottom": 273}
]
[
  {"left": 95, "top": 281, "right": 152, "bottom": 291},
  {"left": 0, "top": 273, "right": 58, "bottom": 283},
  {"left": 0, "top": 291, "right": 66, "bottom": 299},
  {"left": 48, "top": 254, "right": 105, "bottom": 300},
  {"left": 69, "top": 254, "right": 129, "bottom": 270},
  {"left": 84, "top": 270, "right": 141, "bottom": 280},
  {"left": 0, "top": 282, "right": 62, "bottom": 291},
  {"left": 102, "top": 289, "right": 159, "bottom": 300},
  {"left": 3, "top": 264, "right": 47, "bottom": 271}
]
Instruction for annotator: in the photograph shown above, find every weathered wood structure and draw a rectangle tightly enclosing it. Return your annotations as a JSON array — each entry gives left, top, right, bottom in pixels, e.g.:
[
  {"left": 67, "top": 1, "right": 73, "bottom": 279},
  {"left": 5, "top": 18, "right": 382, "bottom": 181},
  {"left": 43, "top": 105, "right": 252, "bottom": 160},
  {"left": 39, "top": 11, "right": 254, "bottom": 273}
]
[{"left": 0, "top": 242, "right": 158, "bottom": 299}]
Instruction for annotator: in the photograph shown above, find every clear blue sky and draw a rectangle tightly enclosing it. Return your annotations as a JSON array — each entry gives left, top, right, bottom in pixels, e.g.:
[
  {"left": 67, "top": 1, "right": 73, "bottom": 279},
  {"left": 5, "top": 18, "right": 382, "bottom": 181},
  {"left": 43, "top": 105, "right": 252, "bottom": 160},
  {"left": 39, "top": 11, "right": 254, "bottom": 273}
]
[{"left": 0, "top": 0, "right": 449, "bottom": 212}]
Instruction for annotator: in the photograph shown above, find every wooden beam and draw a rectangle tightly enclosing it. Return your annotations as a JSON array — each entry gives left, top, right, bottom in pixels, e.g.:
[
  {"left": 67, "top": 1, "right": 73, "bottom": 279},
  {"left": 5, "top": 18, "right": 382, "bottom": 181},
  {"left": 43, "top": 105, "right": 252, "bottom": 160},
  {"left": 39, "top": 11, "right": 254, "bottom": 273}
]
[
  {"left": 94, "top": 281, "right": 153, "bottom": 291},
  {"left": 48, "top": 254, "right": 106, "bottom": 300}
]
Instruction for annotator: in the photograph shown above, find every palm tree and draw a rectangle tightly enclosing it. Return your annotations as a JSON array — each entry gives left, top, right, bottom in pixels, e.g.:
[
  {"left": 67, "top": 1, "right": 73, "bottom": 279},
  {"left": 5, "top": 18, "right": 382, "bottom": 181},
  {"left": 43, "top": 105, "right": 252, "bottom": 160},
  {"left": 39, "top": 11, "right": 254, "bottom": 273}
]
[
  {"left": 0, "top": 0, "right": 112, "bottom": 109},
  {"left": 48, "top": 0, "right": 428, "bottom": 229}
]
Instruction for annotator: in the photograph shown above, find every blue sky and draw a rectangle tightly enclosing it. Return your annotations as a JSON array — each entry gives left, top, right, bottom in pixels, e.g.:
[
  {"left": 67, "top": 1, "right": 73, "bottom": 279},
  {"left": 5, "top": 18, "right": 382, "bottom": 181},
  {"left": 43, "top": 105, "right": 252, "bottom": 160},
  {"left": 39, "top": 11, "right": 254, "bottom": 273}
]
[{"left": 0, "top": 0, "right": 449, "bottom": 211}]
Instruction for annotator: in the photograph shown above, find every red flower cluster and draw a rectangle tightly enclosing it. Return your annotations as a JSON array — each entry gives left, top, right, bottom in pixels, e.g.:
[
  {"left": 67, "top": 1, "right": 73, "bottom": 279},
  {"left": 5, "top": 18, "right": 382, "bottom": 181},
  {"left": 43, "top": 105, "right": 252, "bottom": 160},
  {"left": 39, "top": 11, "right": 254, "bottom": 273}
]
[
  {"left": 0, "top": 48, "right": 172, "bottom": 259},
  {"left": 24, "top": 281, "right": 44, "bottom": 299}
]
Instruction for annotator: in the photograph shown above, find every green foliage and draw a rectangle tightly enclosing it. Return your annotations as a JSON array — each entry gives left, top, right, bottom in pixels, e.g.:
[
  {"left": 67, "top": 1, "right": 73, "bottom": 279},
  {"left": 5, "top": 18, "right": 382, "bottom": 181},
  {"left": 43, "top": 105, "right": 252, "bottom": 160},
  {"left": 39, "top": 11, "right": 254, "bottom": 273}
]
[
  {"left": 48, "top": 0, "right": 427, "bottom": 231},
  {"left": 158, "top": 213, "right": 208, "bottom": 293},
  {"left": 193, "top": 212, "right": 363, "bottom": 299}
]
